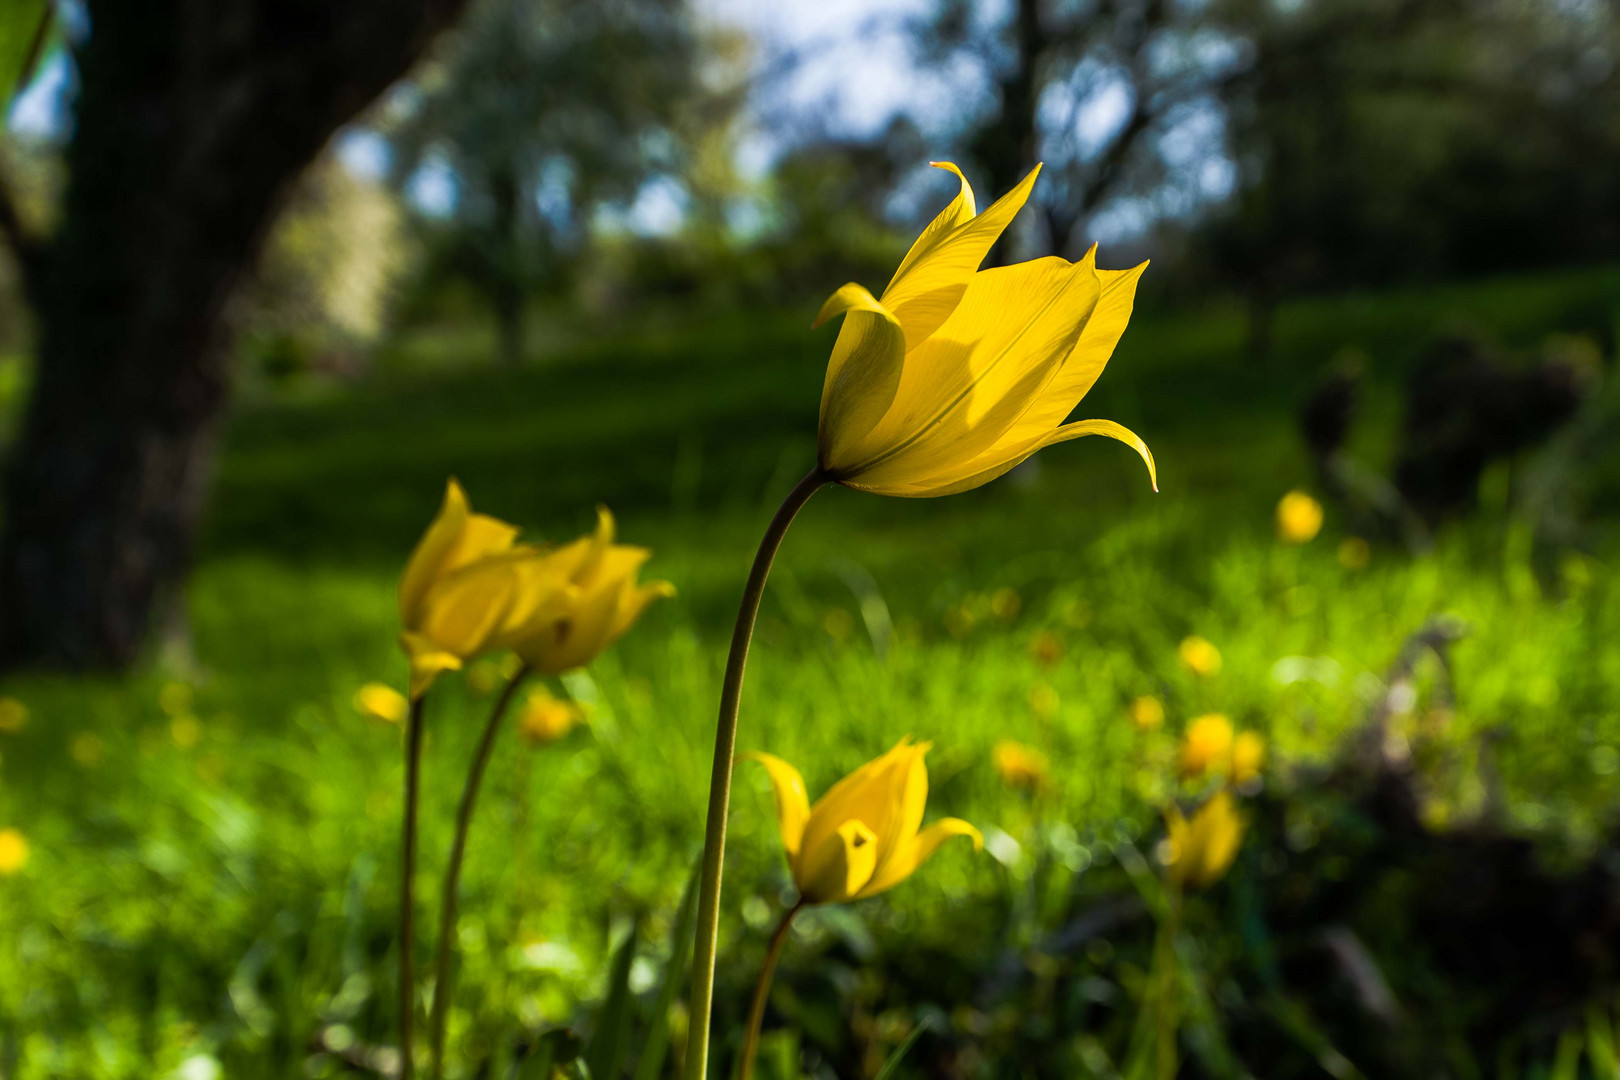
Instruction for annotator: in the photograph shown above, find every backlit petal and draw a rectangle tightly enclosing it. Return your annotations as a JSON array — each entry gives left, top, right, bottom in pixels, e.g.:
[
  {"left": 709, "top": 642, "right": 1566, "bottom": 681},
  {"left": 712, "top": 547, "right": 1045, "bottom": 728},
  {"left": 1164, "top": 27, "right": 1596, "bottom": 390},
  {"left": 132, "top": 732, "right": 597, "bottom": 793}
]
[
  {"left": 399, "top": 480, "right": 471, "bottom": 627},
  {"left": 879, "top": 164, "right": 1042, "bottom": 350},
  {"left": 796, "top": 819, "right": 879, "bottom": 904},
  {"left": 855, "top": 817, "right": 982, "bottom": 899},
  {"left": 401, "top": 632, "right": 464, "bottom": 700},
  {"left": 799, "top": 737, "right": 916, "bottom": 873},
  {"left": 743, "top": 752, "right": 812, "bottom": 861},
  {"left": 886, "top": 162, "right": 976, "bottom": 287}
]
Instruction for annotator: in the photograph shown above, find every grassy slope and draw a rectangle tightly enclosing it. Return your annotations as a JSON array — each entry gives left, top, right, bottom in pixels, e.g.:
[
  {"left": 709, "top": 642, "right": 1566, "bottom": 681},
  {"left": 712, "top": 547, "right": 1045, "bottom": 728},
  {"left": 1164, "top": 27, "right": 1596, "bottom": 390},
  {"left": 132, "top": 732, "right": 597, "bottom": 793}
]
[{"left": 2, "top": 264, "right": 1619, "bottom": 1073}]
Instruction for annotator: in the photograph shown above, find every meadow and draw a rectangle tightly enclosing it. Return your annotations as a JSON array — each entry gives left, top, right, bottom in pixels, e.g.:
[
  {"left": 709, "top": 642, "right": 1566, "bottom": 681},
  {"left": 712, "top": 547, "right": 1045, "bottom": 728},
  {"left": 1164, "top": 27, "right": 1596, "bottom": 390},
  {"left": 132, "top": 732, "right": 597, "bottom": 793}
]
[{"left": 4, "top": 262, "right": 1620, "bottom": 1078}]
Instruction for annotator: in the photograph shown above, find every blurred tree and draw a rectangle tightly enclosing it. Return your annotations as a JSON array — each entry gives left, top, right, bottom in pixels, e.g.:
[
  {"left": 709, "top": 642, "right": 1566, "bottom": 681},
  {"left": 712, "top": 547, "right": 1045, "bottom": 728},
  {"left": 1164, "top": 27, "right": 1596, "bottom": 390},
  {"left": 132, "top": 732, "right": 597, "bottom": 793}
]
[
  {"left": 1199, "top": 0, "right": 1620, "bottom": 359},
  {"left": 387, "top": 0, "right": 699, "bottom": 364},
  {"left": 919, "top": 0, "right": 1236, "bottom": 258},
  {"left": 0, "top": 0, "right": 473, "bottom": 671}
]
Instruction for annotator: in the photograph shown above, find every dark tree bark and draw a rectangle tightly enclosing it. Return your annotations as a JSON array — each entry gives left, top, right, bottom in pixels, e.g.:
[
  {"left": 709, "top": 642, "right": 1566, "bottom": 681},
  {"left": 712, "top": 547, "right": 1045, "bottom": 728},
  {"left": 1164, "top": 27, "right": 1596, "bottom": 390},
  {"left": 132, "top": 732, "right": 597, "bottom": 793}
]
[
  {"left": 0, "top": 0, "right": 472, "bottom": 670},
  {"left": 968, "top": 0, "right": 1044, "bottom": 266}
]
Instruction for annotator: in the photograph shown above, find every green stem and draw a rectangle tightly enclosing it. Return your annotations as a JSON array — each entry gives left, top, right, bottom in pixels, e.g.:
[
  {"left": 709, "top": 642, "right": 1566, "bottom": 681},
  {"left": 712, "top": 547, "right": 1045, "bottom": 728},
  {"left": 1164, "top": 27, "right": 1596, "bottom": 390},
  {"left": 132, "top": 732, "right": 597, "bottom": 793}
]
[
  {"left": 400, "top": 695, "right": 428, "bottom": 1080},
  {"left": 683, "top": 468, "right": 826, "bottom": 1080},
  {"left": 428, "top": 667, "right": 531, "bottom": 1080},
  {"left": 1155, "top": 885, "right": 1183, "bottom": 1080},
  {"left": 738, "top": 900, "right": 805, "bottom": 1080}
]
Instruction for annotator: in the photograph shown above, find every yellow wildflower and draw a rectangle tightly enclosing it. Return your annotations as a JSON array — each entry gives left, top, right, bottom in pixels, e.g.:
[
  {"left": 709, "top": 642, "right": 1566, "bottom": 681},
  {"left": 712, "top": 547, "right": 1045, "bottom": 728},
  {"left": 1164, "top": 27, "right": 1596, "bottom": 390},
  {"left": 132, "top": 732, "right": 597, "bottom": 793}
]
[
  {"left": 812, "top": 162, "right": 1155, "bottom": 498},
  {"left": 746, "top": 738, "right": 981, "bottom": 905},
  {"left": 1179, "top": 635, "right": 1222, "bottom": 677},
  {"left": 0, "top": 828, "right": 27, "bottom": 875},
  {"left": 0, "top": 697, "right": 26, "bottom": 734},
  {"left": 1128, "top": 695, "right": 1165, "bottom": 731},
  {"left": 517, "top": 689, "right": 585, "bottom": 746},
  {"left": 353, "top": 682, "right": 409, "bottom": 724},
  {"left": 1164, "top": 791, "right": 1245, "bottom": 889},
  {"left": 1231, "top": 731, "right": 1266, "bottom": 784},
  {"left": 993, "top": 740, "right": 1049, "bottom": 792},
  {"left": 1275, "top": 490, "right": 1324, "bottom": 544},
  {"left": 1180, "top": 714, "right": 1234, "bottom": 777}
]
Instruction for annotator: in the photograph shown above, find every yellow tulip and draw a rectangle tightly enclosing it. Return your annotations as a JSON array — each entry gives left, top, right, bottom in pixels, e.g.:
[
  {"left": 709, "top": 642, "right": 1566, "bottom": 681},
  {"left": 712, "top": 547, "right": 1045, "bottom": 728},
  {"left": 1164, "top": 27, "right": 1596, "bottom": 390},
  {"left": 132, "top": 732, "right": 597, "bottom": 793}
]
[
  {"left": 398, "top": 480, "right": 525, "bottom": 698},
  {"left": 1129, "top": 695, "right": 1165, "bottom": 731},
  {"left": 354, "top": 682, "right": 410, "bottom": 724},
  {"left": 1178, "top": 635, "right": 1222, "bottom": 677},
  {"left": 992, "top": 739, "right": 1049, "bottom": 792},
  {"left": 746, "top": 738, "right": 981, "bottom": 905},
  {"left": 0, "top": 828, "right": 27, "bottom": 875},
  {"left": 1231, "top": 731, "right": 1266, "bottom": 784},
  {"left": 500, "top": 507, "right": 675, "bottom": 675},
  {"left": 1164, "top": 791, "right": 1245, "bottom": 889},
  {"left": 1276, "top": 490, "right": 1324, "bottom": 544},
  {"left": 1180, "top": 713, "right": 1233, "bottom": 777},
  {"left": 811, "top": 162, "right": 1156, "bottom": 498},
  {"left": 517, "top": 688, "right": 585, "bottom": 746}
]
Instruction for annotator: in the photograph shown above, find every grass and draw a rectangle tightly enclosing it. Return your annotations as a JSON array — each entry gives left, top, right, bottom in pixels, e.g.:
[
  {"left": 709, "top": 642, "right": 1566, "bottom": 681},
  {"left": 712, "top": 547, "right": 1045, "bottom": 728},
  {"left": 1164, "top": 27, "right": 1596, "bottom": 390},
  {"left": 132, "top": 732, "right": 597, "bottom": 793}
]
[{"left": 3, "top": 262, "right": 1620, "bottom": 1077}]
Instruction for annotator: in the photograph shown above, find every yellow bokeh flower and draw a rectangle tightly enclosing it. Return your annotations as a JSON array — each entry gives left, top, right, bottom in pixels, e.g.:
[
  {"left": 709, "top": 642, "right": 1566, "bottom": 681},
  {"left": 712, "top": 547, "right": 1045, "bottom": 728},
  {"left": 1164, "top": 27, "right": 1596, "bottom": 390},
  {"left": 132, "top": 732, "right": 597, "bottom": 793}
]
[
  {"left": 992, "top": 739, "right": 1049, "bottom": 792},
  {"left": 354, "top": 682, "right": 409, "bottom": 724},
  {"left": 517, "top": 688, "right": 586, "bottom": 746},
  {"left": 398, "top": 479, "right": 527, "bottom": 698},
  {"left": 811, "top": 162, "right": 1156, "bottom": 498},
  {"left": 1178, "top": 635, "right": 1222, "bottom": 677},
  {"left": 1276, "top": 490, "right": 1324, "bottom": 544},
  {"left": 1129, "top": 695, "right": 1165, "bottom": 731},
  {"left": 1164, "top": 791, "right": 1245, "bottom": 889},
  {"left": 0, "top": 697, "right": 26, "bottom": 734},
  {"left": 1180, "top": 714, "right": 1234, "bottom": 777},
  {"left": 0, "top": 828, "right": 27, "bottom": 875},
  {"left": 498, "top": 507, "right": 675, "bottom": 676},
  {"left": 746, "top": 738, "right": 982, "bottom": 905},
  {"left": 1231, "top": 731, "right": 1266, "bottom": 784}
]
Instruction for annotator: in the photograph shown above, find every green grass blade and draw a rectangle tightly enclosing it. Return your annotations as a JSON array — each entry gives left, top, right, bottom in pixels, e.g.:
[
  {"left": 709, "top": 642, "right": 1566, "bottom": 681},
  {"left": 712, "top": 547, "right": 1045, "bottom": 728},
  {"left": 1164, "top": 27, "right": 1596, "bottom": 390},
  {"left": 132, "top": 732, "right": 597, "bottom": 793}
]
[
  {"left": 1549, "top": 1028, "right": 1583, "bottom": 1080},
  {"left": 585, "top": 922, "right": 639, "bottom": 1080},
  {"left": 633, "top": 865, "right": 701, "bottom": 1080},
  {"left": 871, "top": 1017, "right": 930, "bottom": 1080}
]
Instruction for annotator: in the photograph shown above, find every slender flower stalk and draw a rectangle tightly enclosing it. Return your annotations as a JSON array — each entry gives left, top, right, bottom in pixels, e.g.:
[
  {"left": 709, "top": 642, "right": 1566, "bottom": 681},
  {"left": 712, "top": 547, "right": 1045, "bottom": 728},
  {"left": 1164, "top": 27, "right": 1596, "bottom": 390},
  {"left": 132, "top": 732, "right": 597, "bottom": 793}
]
[
  {"left": 428, "top": 666, "right": 531, "bottom": 1080},
  {"left": 738, "top": 900, "right": 806, "bottom": 1080},
  {"left": 399, "top": 696, "right": 427, "bottom": 1080},
  {"left": 683, "top": 468, "right": 826, "bottom": 1080}
]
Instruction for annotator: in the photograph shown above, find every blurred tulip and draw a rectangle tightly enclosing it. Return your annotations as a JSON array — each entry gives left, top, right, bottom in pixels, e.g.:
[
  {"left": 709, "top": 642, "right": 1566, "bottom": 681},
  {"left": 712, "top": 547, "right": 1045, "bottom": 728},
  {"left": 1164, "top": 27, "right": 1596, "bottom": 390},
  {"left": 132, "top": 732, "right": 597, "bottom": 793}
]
[
  {"left": 812, "top": 162, "right": 1155, "bottom": 498},
  {"left": 0, "top": 828, "right": 27, "bottom": 875},
  {"left": 1129, "top": 695, "right": 1165, "bottom": 730},
  {"left": 1164, "top": 791, "right": 1245, "bottom": 889},
  {"left": 501, "top": 507, "right": 674, "bottom": 675},
  {"left": 1178, "top": 635, "right": 1222, "bottom": 677},
  {"left": 0, "top": 697, "right": 25, "bottom": 734},
  {"left": 354, "top": 682, "right": 409, "bottom": 724},
  {"left": 1276, "top": 490, "right": 1324, "bottom": 544},
  {"left": 1231, "top": 731, "right": 1266, "bottom": 784},
  {"left": 517, "top": 688, "right": 585, "bottom": 746},
  {"left": 993, "top": 739, "right": 1049, "bottom": 792},
  {"left": 746, "top": 737, "right": 981, "bottom": 905},
  {"left": 1180, "top": 714, "right": 1234, "bottom": 777},
  {"left": 398, "top": 480, "right": 526, "bottom": 698}
]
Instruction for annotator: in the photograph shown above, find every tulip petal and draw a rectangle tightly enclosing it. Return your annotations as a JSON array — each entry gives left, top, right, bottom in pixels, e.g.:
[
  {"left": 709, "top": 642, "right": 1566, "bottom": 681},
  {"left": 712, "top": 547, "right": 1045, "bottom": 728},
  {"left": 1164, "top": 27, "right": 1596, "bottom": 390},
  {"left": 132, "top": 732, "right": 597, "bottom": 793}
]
[
  {"left": 815, "top": 284, "right": 909, "bottom": 472},
  {"left": 743, "top": 752, "right": 811, "bottom": 860},
  {"left": 867, "top": 742, "right": 931, "bottom": 889},
  {"left": 887, "top": 162, "right": 976, "bottom": 287},
  {"left": 849, "top": 257, "right": 1100, "bottom": 484},
  {"left": 799, "top": 737, "right": 918, "bottom": 876},
  {"left": 1011, "top": 256, "right": 1148, "bottom": 436},
  {"left": 796, "top": 819, "right": 879, "bottom": 904},
  {"left": 879, "top": 164, "right": 1042, "bottom": 350},
  {"left": 865, "top": 417, "right": 1157, "bottom": 498},
  {"left": 399, "top": 480, "right": 471, "bottom": 627},
  {"left": 401, "top": 631, "right": 464, "bottom": 700},
  {"left": 856, "top": 817, "right": 982, "bottom": 899}
]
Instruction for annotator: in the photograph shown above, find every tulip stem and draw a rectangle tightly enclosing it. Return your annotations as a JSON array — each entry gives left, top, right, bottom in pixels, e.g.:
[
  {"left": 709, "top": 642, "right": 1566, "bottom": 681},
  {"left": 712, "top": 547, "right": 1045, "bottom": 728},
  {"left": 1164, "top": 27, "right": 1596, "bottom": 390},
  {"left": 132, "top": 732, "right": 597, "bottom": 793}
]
[
  {"left": 400, "top": 695, "right": 427, "bottom": 1080},
  {"left": 684, "top": 468, "right": 826, "bottom": 1080},
  {"left": 738, "top": 900, "right": 805, "bottom": 1080},
  {"left": 428, "top": 667, "right": 531, "bottom": 1080}
]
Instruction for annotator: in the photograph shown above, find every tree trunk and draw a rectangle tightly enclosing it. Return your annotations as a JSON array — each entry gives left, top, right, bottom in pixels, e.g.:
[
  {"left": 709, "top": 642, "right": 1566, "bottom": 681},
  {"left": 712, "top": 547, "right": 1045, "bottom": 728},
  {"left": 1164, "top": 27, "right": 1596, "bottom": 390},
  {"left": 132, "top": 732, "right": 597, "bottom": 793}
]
[
  {"left": 971, "top": 0, "right": 1043, "bottom": 266},
  {"left": 0, "top": 0, "right": 471, "bottom": 671}
]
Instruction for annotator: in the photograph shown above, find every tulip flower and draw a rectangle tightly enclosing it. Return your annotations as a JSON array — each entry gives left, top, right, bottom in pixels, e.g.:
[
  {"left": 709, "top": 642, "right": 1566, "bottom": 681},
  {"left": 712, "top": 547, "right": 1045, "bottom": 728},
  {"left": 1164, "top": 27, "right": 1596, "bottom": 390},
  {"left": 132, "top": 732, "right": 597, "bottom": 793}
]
[
  {"left": 1164, "top": 791, "right": 1245, "bottom": 889},
  {"left": 1231, "top": 731, "right": 1266, "bottom": 784},
  {"left": 812, "top": 162, "right": 1155, "bottom": 498},
  {"left": 398, "top": 479, "right": 525, "bottom": 699},
  {"left": 1129, "top": 695, "right": 1165, "bottom": 731},
  {"left": 993, "top": 739, "right": 1050, "bottom": 792},
  {"left": 736, "top": 739, "right": 980, "bottom": 1080},
  {"left": 0, "top": 828, "right": 27, "bottom": 875},
  {"left": 502, "top": 507, "right": 674, "bottom": 676},
  {"left": 1178, "top": 635, "right": 1222, "bottom": 677},
  {"left": 1276, "top": 490, "right": 1325, "bottom": 544},
  {"left": 1180, "top": 714, "right": 1234, "bottom": 777},
  {"left": 354, "top": 682, "right": 409, "bottom": 724},
  {"left": 748, "top": 737, "right": 980, "bottom": 906},
  {"left": 517, "top": 688, "right": 586, "bottom": 746}
]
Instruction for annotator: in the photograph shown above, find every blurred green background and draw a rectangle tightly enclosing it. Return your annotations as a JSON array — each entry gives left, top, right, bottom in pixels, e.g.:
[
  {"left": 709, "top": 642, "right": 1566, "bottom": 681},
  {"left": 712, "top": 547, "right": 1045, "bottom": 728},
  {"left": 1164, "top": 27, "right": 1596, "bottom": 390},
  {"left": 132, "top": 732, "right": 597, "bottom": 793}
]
[{"left": 3, "top": 1, "right": 1620, "bottom": 1077}]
